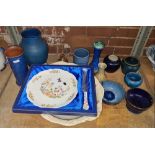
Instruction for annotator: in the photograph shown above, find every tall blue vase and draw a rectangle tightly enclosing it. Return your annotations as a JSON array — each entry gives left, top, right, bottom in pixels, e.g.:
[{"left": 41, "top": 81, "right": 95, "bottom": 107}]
[
  {"left": 90, "top": 41, "right": 105, "bottom": 73},
  {"left": 20, "top": 28, "right": 48, "bottom": 65},
  {"left": 5, "top": 46, "right": 28, "bottom": 86}
]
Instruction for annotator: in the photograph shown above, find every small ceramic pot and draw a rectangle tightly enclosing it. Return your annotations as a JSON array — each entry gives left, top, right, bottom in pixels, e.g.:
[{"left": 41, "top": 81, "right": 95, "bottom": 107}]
[
  {"left": 103, "top": 54, "right": 121, "bottom": 73},
  {"left": 121, "top": 56, "right": 140, "bottom": 74},
  {"left": 126, "top": 88, "right": 153, "bottom": 114},
  {"left": 73, "top": 48, "right": 89, "bottom": 65},
  {"left": 124, "top": 72, "right": 143, "bottom": 88},
  {"left": 102, "top": 80, "right": 125, "bottom": 105},
  {"left": 95, "top": 63, "right": 107, "bottom": 83}
]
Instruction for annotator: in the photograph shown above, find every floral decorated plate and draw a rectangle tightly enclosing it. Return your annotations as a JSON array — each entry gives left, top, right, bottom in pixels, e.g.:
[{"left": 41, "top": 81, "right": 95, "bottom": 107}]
[{"left": 26, "top": 69, "right": 78, "bottom": 108}]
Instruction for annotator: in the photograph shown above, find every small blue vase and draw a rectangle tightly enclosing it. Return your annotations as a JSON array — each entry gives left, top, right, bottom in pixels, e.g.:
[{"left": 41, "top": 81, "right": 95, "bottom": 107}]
[
  {"left": 20, "top": 28, "right": 48, "bottom": 65},
  {"left": 90, "top": 41, "right": 105, "bottom": 73}
]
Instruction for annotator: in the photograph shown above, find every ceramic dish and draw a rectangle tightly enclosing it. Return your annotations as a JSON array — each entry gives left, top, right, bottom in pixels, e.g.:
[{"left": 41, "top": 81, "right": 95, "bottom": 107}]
[
  {"left": 124, "top": 72, "right": 143, "bottom": 88},
  {"left": 102, "top": 80, "right": 125, "bottom": 105},
  {"left": 126, "top": 88, "right": 153, "bottom": 114},
  {"left": 26, "top": 69, "right": 78, "bottom": 108}
]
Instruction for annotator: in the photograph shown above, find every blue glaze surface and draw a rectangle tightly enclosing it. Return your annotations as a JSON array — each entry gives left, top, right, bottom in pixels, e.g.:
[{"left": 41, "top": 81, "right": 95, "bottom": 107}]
[
  {"left": 104, "top": 91, "right": 115, "bottom": 101},
  {"left": 73, "top": 48, "right": 89, "bottom": 65},
  {"left": 20, "top": 28, "right": 48, "bottom": 65},
  {"left": 102, "top": 80, "right": 125, "bottom": 105},
  {"left": 126, "top": 88, "right": 153, "bottom": 114},
  {"left": 103, "top": 55, "right": 121, "bottom": 73},
  {"left": 124, "top": 72, "right": 143, "bottom": 88},
  {"left": 121, "top": 56, "right": 140, "bottom": 74},
  {"left": 8, "top": 54, "right": 28, "bottom": 86},
  {"left": 90, "top": 41, "right": 105, "bottom": 73}
]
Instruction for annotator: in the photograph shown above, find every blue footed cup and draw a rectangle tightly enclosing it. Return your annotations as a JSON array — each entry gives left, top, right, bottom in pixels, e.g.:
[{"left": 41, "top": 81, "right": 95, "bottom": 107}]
[
  {"left": 5, "top": 46, "right": 28, "bottom": 86},
  {"left": 73, "top": 48, "right": 90, "bottom": 65}
]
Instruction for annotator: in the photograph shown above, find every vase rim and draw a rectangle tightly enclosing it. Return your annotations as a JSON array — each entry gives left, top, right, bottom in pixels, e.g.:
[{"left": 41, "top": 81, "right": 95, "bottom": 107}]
[
  {"left": 5, "top": 46, "right": 23, "bottom": 58},
  {"left": 21, "top": 28, "right": 41, "bottom": 38}
]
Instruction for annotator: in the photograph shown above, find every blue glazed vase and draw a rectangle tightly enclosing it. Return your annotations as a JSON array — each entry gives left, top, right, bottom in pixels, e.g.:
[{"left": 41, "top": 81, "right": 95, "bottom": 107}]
[
  {"left": 20, "top": 28, "right": 48, "bottom": 65},
  {"left": 5, "top": 46, "right": 28, "bottom": 86},
  {"left": 124, "top": 72, "right": 143, "bottom": 88},
  {"left": 90, "top": 41, "right": 105, "bottom": 73}
]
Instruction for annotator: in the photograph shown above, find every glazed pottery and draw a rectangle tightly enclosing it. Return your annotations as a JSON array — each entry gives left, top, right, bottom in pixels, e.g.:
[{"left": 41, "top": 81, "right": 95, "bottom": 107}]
[
  {"left": 73, "top": 48, "right": 89, "bottom": 65},
  {"left": 146, "top": 45, "right": 155, "bottom": 71},
  {"left": 95, "top": 63, "right": 107, "bottom": 83},
  {"left": 121, "top": 56, "right": 140, "bottom": 74},
  {"left": 124, "top": 72, "right": 143, "bottom": 88},
  {"left": 20, "top": 28, "right": 48, "bottom": 65},
  {"left": 0, "top": 47, "right": 6, "bottom": 71},
  {"left": 90, "top": 41, "right": 105, "bottom": 73},
  {"left": 126, "top": 88, "right": 153, "bottom": 114},
  {"left": 102, "top": 80, "right": 125, "bottom": 105},
  {"left": 103, "top": 54, "right": 121, "bottom": 73},
  {"left": 5, "top": 46, "right": 28, "bottom": 86}
]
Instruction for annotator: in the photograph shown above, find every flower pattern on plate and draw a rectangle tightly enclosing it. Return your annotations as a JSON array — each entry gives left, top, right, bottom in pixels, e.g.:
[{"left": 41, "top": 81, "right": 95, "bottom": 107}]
[{"left": 26, "top": 69, "right": 78, "bottom": 108}]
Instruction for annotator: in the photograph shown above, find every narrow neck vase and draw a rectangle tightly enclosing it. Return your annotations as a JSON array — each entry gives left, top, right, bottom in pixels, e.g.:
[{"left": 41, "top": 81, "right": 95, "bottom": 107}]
[{"left": 90, "top": 41, "right": 105, "bottom": 73}]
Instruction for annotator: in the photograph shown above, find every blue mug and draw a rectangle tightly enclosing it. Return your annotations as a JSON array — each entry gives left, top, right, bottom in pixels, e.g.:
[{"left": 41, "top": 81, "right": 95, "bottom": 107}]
[
  {"left": 5, "top": 46, "right": 28, "bottom": 86},
  {"left": 73, "top": 48, "right": 89, "bottom": 65}
]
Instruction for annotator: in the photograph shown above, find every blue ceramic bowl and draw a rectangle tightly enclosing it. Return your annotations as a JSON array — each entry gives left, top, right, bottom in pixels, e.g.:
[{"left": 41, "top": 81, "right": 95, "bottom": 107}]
[
  {"left": 121, "top": 56, "right": 140, "bottom": 74},
  {"left": 73, "top": 48, "right": 89, "bottom": 65},
  {"left": 126, "top": 88, "right": 153, "bottom": 114},
  {"left": 124, "top": 72, "right": 143, "bottom": 88},
  {"left": 102, "top": 80, "right": 125, "bottom": 105},
  {"left": 103, "top": 54, "right": 121, "bottom": 73}
]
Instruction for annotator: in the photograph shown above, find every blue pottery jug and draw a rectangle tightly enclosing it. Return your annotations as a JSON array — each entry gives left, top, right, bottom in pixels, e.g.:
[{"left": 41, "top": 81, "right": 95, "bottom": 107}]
[{"left": 20, "top": 28, "right": 48, "bottom": 65}]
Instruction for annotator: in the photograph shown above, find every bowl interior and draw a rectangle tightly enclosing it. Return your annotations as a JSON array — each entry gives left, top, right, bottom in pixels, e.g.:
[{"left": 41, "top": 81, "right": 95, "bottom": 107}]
[
  {"left": 125, "top": 57, "right": 139, "bottom": 66},
  {"left": 104, "top": 90, "right": 115, "bottom": 101},
  {"left": 126, "top": 88, "right": 153, "bottom": 109},
  {"left": 102, "top": 81, "right": 125, "bottom": 103},
  {"left": 126, "top": 72, "right": 142, "bottom": 82}
]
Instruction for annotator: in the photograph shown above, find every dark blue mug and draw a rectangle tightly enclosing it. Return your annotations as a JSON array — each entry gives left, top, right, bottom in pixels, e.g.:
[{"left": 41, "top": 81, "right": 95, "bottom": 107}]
[
  {"left": 5, "top": 46, "right": 28, "bottom": 86},
  {"left": 73, "top": 48, "right": 89, "bottom": 65}
]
